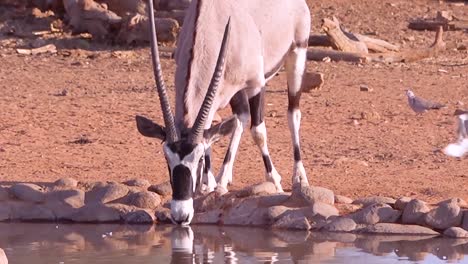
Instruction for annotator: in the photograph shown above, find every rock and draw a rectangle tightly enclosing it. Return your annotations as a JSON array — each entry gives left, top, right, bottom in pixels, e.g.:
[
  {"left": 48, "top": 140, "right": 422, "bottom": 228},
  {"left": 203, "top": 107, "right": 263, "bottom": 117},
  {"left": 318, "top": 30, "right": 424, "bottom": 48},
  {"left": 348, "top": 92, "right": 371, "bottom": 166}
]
[
  {"left": 444, "top": 227, "right": 468, "bottom": 238},
  {"left": 0, "top": 187, "right": 10, "bottom": 201},
  {"left": 0, "top": 204, "right": 10, "bottom": 221},
  {"left": 394, "top": 196, "right": 412, "bottom": 210},
  {"left": 123, "top": 191, "right": 161, "bottom": 209},
  {"left": 322, "top": 217, "right": 357, "bottom": 232},
  {"left": 425, "top": 199, "right": 462, "bottom": 230},
  {"left": 272, "top": 215, "right": 311, "bottom": 230},
  {"left": 193, "top": 191, "right": 225, "bottom": 212},
  {"left": 236, "top": 182, "right": 277, "bottom": 198},
  {"left": 295, "top": 186, "right": 334, "bottom": 205},
  {"left": 85, "top": 183, "right": 129, "bottom": 204},
  {"left": 334, "top": 195, "right": 353, "bottom": 204},
  {"left": 349, "top": 203, "right": 401, "bottom": 224},
  {"left": 192, "top": 209, "right": 222, "bottom": 224},
  {"left": 438, "top": 197, "right": 468, "bottom": 207},
  {"left": 54, "top": 177, "right": 78, "bottom": 188},
  {"left": 267, "top": 206, "right": 290, "bottom": 222},
  {"left": 123, "top": 210, "right": 155, "bottom": 224},
  {"left": 257, "top": 193, "right": 290, "bottom": 207},
  {"left": 402, "top": 199, "right": 430, "bottom": 225},
  {"left": 70, "top": 204, "right": 121, "bottom": 222},
  {"left": 335, "top": 204, "right": 362, "bottom": 215},
  {"left": 463, "top": 211, "right": 468, "bottom": 231},
  {"left": 352, "top": 196, "right": 396, "bottom": 207},
  {"left": 44, "top": 202, "right": 79, "bottom": 220},
  {"left": 10, "top": 183, "right": 45, "bottom": 203},
  {"left": 0, "top": 248, "right": 7, "bottom": 264},
  {"left": 312, "top": 202, "right": 339, "bottom": 219},
  {"left": 155, "top": 208, "right": 172, "bottom": 223},
  {"left": 46, "top": 189, "right": 85, "bottom": 208},
  {"left": 123, "top": 179, "right": 151, "bottom": 188},
  {"left": 360, "top": 223, "right": 439, "bottom": 235},
  {"left": 10, "top": 203, "right": 55, "bottom": 221},
  {"left": 148, "top": 181, "right": 172, "bottom": 196},
  {"left": 222, "top": 198, "right": 269, "bottom": 226}
]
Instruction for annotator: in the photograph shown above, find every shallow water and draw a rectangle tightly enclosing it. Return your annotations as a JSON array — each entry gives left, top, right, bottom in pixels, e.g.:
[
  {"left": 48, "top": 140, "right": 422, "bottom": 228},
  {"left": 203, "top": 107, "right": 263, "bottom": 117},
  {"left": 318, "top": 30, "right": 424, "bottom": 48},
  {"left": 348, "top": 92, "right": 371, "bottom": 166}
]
[{"left": 0, "top": 223, "right": 467, "bottom": 264}]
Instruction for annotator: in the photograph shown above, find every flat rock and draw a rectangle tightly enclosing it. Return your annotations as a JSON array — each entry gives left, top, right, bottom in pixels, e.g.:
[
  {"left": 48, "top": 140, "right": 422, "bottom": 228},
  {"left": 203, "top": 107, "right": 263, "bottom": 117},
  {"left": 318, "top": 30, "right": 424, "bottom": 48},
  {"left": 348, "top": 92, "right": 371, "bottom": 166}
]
[
  {"left": 70, "top": 204, "right": 121, "bottom": 222},
  {"left": 0, "top": 204, "right": 10, "bottom": 221},
  {"left": 463, "top": 211, "right": 468, "bottom": 231},
  {"left": 10, "top": 183, "right": 45, "bottom": 203},
  {"left": 272, "top": 215, "right": 311, "bottom": 230},
  {"left": 46, "top": 189, "right": 85, "bottom": 208},
  {"left": 444, "top": 227, "right": 468, "bottom": 238},
  {"left": 123, "top": 191, "right": 161, "bottom": 209},
  {"left": 438, "top": 197, "right": 467, "bottom": 207},
  {"left": 402, "top": 199, "right": 430, "bottom": 225},
  {"left": 257, "top": 193, "right": 290, "bottom": 207},
  {"left": 0, "top": 248, "right": 7, "bottom": 264},
  {"left": 10, "top": 203, "right": 55, "bottom": 221},
  {"left": 312, "top": 202, "right": 339, "bottom": 219},
  {"left": 44, "top": 201, "right": 79, "bottom": 220},
  {"left": 193, "top": 191, "right": 225, "bottom": 212},
  {"left": 352, "top": 196, "right": 396, "bottom": 207},
  {"left": 334, "top": 195, "right": 353, "bottom": 204},
  {"left": 267, "top": 205, "right": 290, "bottom": 223},
  {"left": 54, "top": 177, "right": 78, "bottom": 188},
  {"left": 322, "top": 217, "right": 357, "bottom": 232},
  {"left": 0, "top": 187, "right": 10, "bottom": 201},
  {"left": 155, "top": 208, "right": 172, "bottom": 223},
  {"left": 349, "top": 203, "right": 401, "bottom": 224},
  {"left": 85, "top": 183, "right": 129, "bottom": 204},
  {"left": 222, "top": 198, "right": 269, "bottom": 226},
  {"left": 123, "top": 179, "right": 151, "bottom": 188},
  {"left": 394, "top": 196, "right": 412, "bottom": 210},
  {"left": 360, "top": 223, "right": 439, "bottom": 235},
  {"left": 123, "top": 210, "right": 155, "bottom": 224},
  {"left": 425, "top": 199, "right": 462, "bottom": 230},
  {"left": 236, "top": 182, "right": 277, "bottom": 198},
  {"left": 192, "top": 209, "right": 222, "bottom": 224},
  {"left": 148, "top": 181, "right": 172, "bottom": 196},
  {"left": 296, "top": 186, "right": 334, "bottom": 205}
]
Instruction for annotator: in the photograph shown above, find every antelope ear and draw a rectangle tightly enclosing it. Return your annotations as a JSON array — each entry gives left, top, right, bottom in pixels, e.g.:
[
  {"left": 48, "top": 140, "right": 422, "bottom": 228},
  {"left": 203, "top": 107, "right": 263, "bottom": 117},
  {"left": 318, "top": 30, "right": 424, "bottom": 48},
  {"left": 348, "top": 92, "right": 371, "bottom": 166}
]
[
  {"left": 203, "top": 116, "right": 237, "bottom": 146},
  {"left": 135, "top": 115, "right": 166, "bottom": 140}
]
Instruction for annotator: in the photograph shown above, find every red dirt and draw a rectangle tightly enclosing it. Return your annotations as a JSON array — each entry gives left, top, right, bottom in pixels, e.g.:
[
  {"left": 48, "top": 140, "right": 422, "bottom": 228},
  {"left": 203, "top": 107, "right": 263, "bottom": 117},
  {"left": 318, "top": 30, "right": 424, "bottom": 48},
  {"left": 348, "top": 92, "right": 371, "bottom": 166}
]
[{"left": 0, "top": 0, "right": 467, "bottom": 203}]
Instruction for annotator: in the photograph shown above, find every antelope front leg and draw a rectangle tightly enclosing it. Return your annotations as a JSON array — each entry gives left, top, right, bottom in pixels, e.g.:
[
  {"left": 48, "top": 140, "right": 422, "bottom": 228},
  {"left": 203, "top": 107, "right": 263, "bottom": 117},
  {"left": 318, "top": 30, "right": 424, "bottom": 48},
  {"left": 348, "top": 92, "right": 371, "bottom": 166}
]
[
  {"left": 216, "top": 91, "right": 250, "bottom": 193},
  {"left": 202, "top": 147, "right": 217, "bottom": 193}
]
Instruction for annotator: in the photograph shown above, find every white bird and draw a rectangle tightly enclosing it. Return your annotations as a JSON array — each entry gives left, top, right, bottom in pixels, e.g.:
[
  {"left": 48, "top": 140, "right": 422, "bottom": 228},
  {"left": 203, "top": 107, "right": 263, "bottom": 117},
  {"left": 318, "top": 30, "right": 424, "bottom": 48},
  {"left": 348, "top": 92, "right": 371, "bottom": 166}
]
[
  {"left": 405, "top": 89, "right": 445, "bottom": 114},
  {"left": 443, "top": 109, "right": 468, "bottom": 158}
]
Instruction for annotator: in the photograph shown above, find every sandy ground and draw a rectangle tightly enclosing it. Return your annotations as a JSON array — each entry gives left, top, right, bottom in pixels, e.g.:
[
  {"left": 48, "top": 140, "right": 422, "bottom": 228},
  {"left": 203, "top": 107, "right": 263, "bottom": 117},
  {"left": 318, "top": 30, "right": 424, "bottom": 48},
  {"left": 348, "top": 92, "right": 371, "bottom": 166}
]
[{"left": 0, "top": 0, "right": 467, "bottom": 203}]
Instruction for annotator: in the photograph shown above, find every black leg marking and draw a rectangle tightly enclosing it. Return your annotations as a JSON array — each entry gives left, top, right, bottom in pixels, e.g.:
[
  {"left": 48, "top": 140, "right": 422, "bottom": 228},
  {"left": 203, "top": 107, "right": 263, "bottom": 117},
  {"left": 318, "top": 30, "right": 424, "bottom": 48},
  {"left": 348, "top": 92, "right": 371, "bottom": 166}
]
[
  {"left": 293, "top": 144, "right": 301, "bottom": 161},
  {"left": 204, "top": 153, "right": 211, "bottom": 174},
  {"left": 249, "top": 88, "right": 266, "bottom": 128},
  {"left": 223, "top": 150, "right": 232, "bottom": 165},
  {"left": 262, "top": 155, "right": 273, "bottom": 173},
  {"left": 288, "top": 92, "right": 302, "bottom": 111}
]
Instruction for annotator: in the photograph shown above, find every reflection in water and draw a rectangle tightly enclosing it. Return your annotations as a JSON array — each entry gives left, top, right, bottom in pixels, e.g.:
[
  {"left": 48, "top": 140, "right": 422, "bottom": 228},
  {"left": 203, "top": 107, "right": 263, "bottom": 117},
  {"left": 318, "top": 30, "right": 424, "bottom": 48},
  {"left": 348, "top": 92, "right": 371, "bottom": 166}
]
[{"left": 0, "top": 223, "right": 467, "bottom": 263}]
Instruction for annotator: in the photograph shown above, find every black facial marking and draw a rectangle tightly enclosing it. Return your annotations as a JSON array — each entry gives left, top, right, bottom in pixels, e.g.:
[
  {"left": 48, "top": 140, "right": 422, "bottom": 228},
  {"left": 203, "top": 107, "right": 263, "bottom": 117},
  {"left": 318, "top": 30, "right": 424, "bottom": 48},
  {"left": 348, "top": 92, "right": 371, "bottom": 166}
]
[
  {"left": 262, "top": 155, "right": 273, "bottom": 173},
  {"left": 204, "top": 154, "right": 211, "bottom": 174},
  {"left": 168, "top": 141, "right": 197, "bottom": 160},
  {"left": 288, "top": 92, "right": 302, "bottom": 111},
  {"left": 171, "top": 165, "right": 193, "bottom": 200},
  {"left": 293, "top": 144, "right": 301, "bottom": 161},
  {"left": 249, "top": 88, "right": 265, "bottom": 128}
]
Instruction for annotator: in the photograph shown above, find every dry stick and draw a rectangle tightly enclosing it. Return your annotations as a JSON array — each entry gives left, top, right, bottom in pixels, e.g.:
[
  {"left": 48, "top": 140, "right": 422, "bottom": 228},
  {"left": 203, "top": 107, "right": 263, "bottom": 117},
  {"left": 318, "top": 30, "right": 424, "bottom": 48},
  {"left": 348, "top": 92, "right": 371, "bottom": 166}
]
[
  {"left": 309, "top": 33, "right": 400, "bottom": 53},
  {"left": 322, "top": 16, "right": 368, "bottom": 53}
]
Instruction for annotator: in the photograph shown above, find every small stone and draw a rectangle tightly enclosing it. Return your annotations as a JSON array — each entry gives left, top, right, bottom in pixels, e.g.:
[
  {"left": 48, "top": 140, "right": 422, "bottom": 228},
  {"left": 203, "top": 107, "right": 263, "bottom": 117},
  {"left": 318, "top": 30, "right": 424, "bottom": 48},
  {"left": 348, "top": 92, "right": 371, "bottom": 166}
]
[
  {"left": 322, "top": 217, "right": 357, "bottom": 232},
  {"left": 296, "top": 186, "right": 335, "bottom": 205},
  {"left": 334, "top": 195, "right": 353, "bottom": 204},
  {"left": 360, "top": 223, "right": 439, "bottom": 235},
  {"left": 272, "top": 215, "right": 311, "bottom": 230},
  {"left": 443, "top": 227, "right": 468, "bottom": 238},
  {"left": 394, "top": 196, "right": 412, "bottom": 210},
  {"left": 123, "top": 210, "right": 155, "bottom": 224},
  {"left": 155, "top": 208, "right": 172, "bottom": 223},
  {"left": 54, "top": 177, "right": 78, "bottom": 188},
  {"left": 85, "top": 183, "right": 129, "bottom": 204},
  {"left": 425, "top": 199, "right": 462, "bottom": 230},
  {"left": 123, "top": 191, "right": 161, "bottom": 209},
  {"left": 0, "top": 248, "right": 7, "bottom": 264},
  {"left": 237, "top": 182, "right": 277, "bottom": 198},
  {"left": 70, "top": 204, "right": 121, "bottom": 222},
  {"left": 10, "top": 183, "right": 45, "bottom": 203},
  {"left": 349, "top": 203, "right": 401, "bottom": 224},
  {"left": 359, "top": 84, "right": 373, "bottom": 92},
  {"left": 311, "top": 202, "right": 339, "bottom": 219},
  {"left": 352, "top": 196, "right": 396, "bottom": 207},
  {"left": 192, "top": 209, "right": 222, "bottom": 224},
  {"left": 402, "top": 199, "right": 430, "bottom": 225},
  {"left": 0, "top": 187, "right": 9, "bottom": 201},
  {"left": 123, "top": 179, "right": 151, "bottom": 188},
  {"left": 148, "top": 181, "right": 172, "bottom": 196}
]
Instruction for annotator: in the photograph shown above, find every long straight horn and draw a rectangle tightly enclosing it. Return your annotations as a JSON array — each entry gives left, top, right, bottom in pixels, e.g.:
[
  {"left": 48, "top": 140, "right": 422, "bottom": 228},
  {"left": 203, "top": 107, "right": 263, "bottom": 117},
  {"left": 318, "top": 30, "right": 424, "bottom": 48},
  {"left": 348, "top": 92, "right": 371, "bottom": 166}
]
[
  {"left": 189, "top": 18, "right": 231, "bottom": 143},
  {"left": 147, "top": 0, "right": 178, "bottom": 142}
]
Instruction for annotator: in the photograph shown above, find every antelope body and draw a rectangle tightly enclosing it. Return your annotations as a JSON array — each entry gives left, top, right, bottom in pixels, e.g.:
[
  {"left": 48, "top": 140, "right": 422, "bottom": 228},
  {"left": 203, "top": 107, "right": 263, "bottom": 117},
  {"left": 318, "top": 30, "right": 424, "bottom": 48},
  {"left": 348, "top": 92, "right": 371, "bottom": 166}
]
[{"left": 136, "top": 0, "right": 311, "bottom": 225}]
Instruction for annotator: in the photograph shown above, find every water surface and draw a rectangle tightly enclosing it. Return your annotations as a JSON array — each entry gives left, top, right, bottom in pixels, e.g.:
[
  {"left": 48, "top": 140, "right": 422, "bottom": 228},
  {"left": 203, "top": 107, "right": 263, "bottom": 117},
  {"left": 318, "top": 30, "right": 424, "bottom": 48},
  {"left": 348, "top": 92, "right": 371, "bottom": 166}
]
[{"left": 0, "top": 223, "right": 467, "bottom": 263}]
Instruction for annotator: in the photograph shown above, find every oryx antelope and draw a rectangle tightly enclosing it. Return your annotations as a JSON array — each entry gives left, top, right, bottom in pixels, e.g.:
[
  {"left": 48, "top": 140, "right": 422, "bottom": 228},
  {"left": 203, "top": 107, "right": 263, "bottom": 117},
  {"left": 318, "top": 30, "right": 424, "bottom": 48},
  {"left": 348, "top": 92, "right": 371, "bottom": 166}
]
[{"left": 136, "top": 0, "right": 311, "bottom": 225}]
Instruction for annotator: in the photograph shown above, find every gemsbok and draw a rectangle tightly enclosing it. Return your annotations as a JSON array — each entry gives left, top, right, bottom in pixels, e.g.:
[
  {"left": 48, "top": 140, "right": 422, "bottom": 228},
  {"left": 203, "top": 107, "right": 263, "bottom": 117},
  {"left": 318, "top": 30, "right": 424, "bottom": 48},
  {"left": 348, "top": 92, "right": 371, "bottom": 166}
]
[{"left": 136, "top": 0, "right": 311, "bottom": 225}]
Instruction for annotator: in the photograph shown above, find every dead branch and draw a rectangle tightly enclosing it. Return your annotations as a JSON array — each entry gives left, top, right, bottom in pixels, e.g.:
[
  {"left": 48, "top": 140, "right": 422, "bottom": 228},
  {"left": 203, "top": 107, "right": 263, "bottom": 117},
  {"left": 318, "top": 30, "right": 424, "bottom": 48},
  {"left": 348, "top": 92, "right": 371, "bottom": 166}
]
[
  {"left": 353, "top": 33, "right": 400, "bottom": 52},
  {"left": 322, "top": 16, "right": 368, "bottom": 53},
  {"left": 409, "top": 11, "right": 468, "bottom": 31},
  {"left": 307, "top": 48, "right": 366, "bottom": 63}
]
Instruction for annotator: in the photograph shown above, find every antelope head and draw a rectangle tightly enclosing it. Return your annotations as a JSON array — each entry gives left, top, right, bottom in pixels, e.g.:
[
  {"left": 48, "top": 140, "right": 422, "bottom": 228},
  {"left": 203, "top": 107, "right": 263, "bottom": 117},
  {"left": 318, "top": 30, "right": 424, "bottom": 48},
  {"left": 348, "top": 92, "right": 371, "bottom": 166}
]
[{"left": 135, "top": 1, "right": 235, "bottom": 225}]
